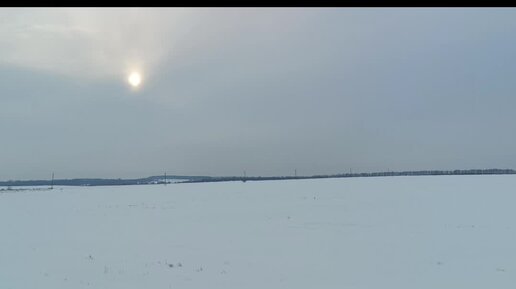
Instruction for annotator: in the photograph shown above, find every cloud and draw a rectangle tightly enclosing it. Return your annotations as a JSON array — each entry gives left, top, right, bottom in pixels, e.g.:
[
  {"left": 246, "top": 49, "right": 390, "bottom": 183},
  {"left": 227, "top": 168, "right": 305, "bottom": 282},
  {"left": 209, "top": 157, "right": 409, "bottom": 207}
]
[{"left": 0, "top": 8, "right": 194, "bottom": 80}]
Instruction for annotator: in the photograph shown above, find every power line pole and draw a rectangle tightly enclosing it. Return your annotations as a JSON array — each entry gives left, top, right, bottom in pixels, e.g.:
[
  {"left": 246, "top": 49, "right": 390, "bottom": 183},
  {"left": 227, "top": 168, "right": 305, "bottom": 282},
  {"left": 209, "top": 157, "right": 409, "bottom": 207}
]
[
  {"left": 164, "top": 171, "right": 167, "bottom": 185},
  {"left": 50, "top": 172, "right": 54, "bottom": 190}
]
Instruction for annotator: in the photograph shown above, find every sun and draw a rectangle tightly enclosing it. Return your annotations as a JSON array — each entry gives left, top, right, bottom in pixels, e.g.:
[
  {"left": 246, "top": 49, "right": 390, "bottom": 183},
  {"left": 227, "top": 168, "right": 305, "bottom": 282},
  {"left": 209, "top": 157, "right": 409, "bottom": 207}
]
[{"left": 128, "top": 72, "right": 142, "bottom": 88}]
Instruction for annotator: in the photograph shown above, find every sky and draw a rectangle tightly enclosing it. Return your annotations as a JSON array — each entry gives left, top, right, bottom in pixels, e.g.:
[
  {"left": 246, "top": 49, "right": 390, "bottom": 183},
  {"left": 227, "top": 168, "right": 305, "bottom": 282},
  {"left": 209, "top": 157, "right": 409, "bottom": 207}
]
[{"left": 2, "top": 8, "right": 516, "bottom": 180}]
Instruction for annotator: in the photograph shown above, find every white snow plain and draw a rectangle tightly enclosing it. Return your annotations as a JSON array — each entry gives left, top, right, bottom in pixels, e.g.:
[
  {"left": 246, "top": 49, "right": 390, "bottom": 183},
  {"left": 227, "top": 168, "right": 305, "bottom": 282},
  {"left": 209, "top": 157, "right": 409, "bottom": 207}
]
[{"left": 1, "top": 175, "right": 516, "bottom": 289}]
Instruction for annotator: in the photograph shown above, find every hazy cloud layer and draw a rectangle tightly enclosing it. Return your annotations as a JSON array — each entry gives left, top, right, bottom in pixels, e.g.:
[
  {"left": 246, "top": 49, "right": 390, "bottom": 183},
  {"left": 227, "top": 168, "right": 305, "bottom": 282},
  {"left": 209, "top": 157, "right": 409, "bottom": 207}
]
[
  {"left": 0, "top": 8, "right": 193, "bottom": 79},
  {"left": 2, "top": 8, "right": 516, "bottom": 179}
]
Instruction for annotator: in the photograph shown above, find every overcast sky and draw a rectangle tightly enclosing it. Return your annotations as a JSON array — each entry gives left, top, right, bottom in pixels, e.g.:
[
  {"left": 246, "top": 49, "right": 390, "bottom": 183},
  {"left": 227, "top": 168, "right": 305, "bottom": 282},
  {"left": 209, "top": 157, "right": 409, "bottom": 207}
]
[{"left": 2, "top": 8, "right": 516, "bottom": 180}]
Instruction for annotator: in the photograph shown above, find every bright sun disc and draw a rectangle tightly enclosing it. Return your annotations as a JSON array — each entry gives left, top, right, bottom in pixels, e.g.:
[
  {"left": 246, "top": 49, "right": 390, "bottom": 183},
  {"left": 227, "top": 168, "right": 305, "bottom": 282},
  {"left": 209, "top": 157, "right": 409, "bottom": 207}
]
[{"left": 128, "top": 72, "right": 142, "bottom": 87}]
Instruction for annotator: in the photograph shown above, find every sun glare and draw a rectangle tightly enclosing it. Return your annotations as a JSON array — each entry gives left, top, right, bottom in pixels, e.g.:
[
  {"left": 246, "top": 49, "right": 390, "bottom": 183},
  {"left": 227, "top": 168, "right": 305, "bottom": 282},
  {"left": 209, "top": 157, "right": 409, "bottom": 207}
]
[{"left": 128, "top": 72, "right": 142, "bottom": 88}]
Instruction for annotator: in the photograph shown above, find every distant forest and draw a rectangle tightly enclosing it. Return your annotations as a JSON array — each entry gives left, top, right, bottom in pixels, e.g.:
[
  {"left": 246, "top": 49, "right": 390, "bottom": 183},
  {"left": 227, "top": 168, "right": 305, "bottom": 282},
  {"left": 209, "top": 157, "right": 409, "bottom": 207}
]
[{"left": 1, "top": 169, "right": 515, "bottom": 187}]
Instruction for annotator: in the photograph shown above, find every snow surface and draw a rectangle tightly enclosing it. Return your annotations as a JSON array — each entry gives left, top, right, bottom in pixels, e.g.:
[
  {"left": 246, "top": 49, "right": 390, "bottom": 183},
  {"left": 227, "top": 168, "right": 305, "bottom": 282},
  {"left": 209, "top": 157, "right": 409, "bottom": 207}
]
[{"left": 1, "top": 175, "right": 516, "bottom": 289}]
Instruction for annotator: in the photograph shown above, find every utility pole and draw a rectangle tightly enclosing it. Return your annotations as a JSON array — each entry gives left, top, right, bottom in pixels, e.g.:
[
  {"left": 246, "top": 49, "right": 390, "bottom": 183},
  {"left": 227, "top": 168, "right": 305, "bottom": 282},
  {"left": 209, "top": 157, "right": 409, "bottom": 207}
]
[
  {"left": 243, "top": 170, "right": 247, "bottom": 182},
  {"left": 50, "top": 172, "right": 54, "bottom": 190},
  {"left": 164, "top": 171, "right": 167, "bottom": 185}
]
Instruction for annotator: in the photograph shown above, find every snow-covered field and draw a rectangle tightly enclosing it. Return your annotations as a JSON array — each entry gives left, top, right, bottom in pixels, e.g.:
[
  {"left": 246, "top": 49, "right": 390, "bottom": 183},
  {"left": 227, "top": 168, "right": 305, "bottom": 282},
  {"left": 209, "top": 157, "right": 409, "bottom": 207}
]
[{"left": 1, "top": 175, "right": 516, "bottom": 289}]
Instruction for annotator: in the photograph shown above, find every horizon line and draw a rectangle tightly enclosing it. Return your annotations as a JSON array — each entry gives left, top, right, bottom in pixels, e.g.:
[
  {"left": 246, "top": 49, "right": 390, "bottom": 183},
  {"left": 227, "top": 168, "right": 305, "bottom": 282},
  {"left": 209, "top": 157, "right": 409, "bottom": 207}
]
[{"left": 1, "top": 168, "right": 515, "bottom": 186}]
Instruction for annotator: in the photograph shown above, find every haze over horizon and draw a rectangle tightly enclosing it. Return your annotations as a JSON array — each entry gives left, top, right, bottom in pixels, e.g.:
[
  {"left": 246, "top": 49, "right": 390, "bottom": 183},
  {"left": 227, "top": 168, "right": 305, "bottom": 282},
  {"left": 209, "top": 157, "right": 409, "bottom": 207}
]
[{"left": 2, "top": 8, "right": 516, "bottom": 180}]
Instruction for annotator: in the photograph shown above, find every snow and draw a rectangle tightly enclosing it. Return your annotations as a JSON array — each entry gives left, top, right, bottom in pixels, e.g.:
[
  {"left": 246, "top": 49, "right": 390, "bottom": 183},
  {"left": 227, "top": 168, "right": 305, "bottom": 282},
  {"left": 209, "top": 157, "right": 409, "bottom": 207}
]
[
  {"left": 1, "top": 175, "right": 516, "bottom": 288},
  {"left": 148, "top": 178, "right": 183, "bottom": 184}
]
